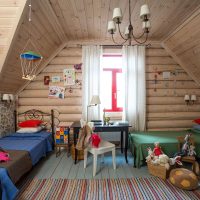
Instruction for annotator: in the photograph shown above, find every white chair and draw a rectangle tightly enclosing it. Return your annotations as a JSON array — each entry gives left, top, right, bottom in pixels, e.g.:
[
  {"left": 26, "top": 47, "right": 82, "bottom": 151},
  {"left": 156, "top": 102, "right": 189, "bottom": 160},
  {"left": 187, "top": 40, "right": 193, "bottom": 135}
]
[{"left": 84, "top": 140, "right": 116, "bottom": 176}]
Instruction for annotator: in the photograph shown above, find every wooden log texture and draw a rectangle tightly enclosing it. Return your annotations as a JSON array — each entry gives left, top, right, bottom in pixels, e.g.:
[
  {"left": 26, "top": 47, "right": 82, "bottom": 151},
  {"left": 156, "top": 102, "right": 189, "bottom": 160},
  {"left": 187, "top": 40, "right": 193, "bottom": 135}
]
[
  {"left": 146, "top": 57, "right": 177, "bottom": 65},
  {"left": 18, "top": 106, "right": 82, "bottom": 114},
  {"left": 19, "top": 89, "right": 82, "bottom": 98},
  {"left": 18, "top": 98, "right": 82, "bottom": 106},
  {"left": 147, "top": 120, "right": 193, "bottom": 129},
  {"left": 147, "top": 89, "right": 200, "bottom": 97},
  {"left": 50, "top": 57, "right": 81, "bottom": 65},
  {"left": 147, "top": 112, "right": 200, "bottom": 120},
  {"left": 146, "top": 49, "right": 169, "bottom": 57}
]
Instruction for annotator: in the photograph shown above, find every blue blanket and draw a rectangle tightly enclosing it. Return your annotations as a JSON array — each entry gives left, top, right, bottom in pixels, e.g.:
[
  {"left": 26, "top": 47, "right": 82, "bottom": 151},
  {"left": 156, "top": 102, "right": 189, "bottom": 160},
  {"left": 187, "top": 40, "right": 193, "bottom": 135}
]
[{"left": 0, "top": 131, "right": 53, "bottom": 200}]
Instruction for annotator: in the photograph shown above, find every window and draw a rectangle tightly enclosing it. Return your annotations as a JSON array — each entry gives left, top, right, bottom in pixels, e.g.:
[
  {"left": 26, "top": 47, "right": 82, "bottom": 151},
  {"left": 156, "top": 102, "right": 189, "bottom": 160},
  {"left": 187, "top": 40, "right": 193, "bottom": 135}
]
[{"left": 101, "top": 55, "right": 123, "bottom": 112}]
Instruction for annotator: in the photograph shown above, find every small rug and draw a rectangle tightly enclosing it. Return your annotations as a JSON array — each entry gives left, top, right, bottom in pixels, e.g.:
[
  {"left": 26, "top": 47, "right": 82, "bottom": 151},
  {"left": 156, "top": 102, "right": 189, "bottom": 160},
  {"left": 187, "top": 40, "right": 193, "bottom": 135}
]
[{"left": 17, "top": 177, "right": 200, "bottom": 200}]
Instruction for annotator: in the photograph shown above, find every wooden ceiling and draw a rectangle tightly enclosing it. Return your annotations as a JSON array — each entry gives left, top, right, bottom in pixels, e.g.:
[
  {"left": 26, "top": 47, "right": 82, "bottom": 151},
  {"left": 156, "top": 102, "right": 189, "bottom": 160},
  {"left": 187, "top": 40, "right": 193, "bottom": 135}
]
[{"left": 0, "top": 0, "right": 200, "bottom": 93}]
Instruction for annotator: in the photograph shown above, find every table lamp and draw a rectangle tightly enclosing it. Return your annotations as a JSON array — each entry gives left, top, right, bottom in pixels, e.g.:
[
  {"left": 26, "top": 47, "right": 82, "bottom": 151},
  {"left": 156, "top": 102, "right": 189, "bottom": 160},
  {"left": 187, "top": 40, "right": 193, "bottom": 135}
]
[{"left": 87, "top": 95, "right": 101, "bottom": 122}]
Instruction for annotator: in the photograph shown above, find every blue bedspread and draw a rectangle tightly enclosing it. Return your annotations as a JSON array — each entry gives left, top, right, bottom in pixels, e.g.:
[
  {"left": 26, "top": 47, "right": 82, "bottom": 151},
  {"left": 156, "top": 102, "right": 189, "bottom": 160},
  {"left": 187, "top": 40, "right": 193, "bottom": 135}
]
[{"left": 0, "top": 131, "right": 53, "bottom": 200}]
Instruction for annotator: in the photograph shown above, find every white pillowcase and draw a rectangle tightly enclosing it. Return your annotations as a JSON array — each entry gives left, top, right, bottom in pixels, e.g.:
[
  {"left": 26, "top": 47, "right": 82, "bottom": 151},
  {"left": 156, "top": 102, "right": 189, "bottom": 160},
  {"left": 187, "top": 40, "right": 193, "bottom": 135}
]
[{"left": 17, "top": 126, "right": 42, "bottom": 133}]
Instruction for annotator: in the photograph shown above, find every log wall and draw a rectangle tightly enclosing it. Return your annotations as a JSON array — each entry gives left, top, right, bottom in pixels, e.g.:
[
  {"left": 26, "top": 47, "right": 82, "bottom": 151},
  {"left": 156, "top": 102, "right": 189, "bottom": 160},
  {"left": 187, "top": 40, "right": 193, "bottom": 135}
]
[
  {"left": 146, "top": 45, "right": 200, "bottom": 131},
  {"left": 18, "top": 47, "right": 82, "bottom": 127},
  {"left": 18, "top": 45, "right": 200, "bottom": 131}
]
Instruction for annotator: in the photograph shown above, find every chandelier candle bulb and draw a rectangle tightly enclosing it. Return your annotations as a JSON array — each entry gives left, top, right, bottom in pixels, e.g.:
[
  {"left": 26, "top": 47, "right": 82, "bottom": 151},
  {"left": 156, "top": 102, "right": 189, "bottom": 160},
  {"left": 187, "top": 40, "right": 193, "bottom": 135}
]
[
  {"left": 140, "top": 4, "right": 150, "bottom": 20},
  {"left": 108, "top": 21, "right": 116, "bottom": 33},
  {"left": 112, "top": 8, "right": 122, "bottom": 23},
  {"left": 124, "top": 26, "right": 129, "bottom": 36},
  {"left": 142, "top": 21, "right": 151, "bottom": 29}
]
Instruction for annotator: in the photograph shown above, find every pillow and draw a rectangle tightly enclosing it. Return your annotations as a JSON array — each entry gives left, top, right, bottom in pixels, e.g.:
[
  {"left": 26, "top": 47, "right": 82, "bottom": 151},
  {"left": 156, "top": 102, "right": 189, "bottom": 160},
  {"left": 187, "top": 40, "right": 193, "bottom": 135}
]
[
  {"left": 19, "top": 120, "right": 43, "bottom": 127},
  {"left": 193, "top": 118, "right": 200, "bottom": 124},
  {"left": 17, "top": 126, "right": 42, "bottom": 133},
  {"left": 193, "top": 125, "right": 200, "bottom": 130}
]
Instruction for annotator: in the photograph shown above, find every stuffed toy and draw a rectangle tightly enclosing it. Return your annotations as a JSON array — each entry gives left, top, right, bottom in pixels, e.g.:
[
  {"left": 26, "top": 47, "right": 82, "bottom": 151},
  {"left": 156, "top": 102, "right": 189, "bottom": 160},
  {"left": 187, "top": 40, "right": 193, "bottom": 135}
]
[
  {"left": 146, "top": 147, "right": 154, "bottom": 162},
  {"left": 188, "top": 145, "right": 196, "bottom": 156},
  {"left": 153, "top": 142, "right": 163, "bottom": 157},
  {"left": 0, "top": 152, "right": 10, "bottom": 162},
  {"left": 169, "top": 156, "right": 182, "bottom": 166},
  {"left": 158, "top": 154, "right": 170, "bottom": 170},
  {"left": 91, "top": 134, "right": 101, "bottom": 148}
]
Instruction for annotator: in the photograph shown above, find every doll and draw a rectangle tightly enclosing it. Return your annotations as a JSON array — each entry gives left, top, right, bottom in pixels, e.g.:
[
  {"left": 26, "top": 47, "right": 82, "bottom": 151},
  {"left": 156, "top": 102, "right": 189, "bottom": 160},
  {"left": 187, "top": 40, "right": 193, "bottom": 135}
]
[{"left": 153, "top": 142, "right": 163, "bottom": 157}]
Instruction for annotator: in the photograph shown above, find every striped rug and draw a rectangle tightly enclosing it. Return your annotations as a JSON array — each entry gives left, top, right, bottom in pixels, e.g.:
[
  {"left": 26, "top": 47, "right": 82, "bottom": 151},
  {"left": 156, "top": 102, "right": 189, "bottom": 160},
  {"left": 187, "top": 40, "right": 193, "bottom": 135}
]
[{"left": 17, "top": 177, "right": 200, "bottom": 200}]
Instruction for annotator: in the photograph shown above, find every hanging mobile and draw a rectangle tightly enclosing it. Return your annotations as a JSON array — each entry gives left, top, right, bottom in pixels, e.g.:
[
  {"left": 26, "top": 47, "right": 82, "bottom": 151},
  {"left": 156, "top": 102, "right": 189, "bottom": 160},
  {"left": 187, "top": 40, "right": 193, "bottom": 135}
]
[{"left": 20, "top": 0, "right": 43, "bottom": 80}]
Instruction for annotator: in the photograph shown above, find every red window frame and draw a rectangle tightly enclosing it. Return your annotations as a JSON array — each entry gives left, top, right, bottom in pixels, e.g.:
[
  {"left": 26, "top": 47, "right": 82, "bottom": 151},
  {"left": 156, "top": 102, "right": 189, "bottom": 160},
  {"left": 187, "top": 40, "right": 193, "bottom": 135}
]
[{"left": 103, "top": 54, "right": 123, "bottom": 112}]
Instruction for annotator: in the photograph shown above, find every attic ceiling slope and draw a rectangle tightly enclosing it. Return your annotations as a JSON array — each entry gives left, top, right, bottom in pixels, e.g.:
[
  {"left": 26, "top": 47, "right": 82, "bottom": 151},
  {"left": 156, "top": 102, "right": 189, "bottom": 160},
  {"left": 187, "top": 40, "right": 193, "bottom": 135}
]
[
  {"left": 0, "top": 0, "right": 65, "bottom": 93},
  {"left": 162, "top": 7, "right": 200, "bottom": 86},
  {"left": 1, "top": 0, "right": 200, "bottom": 93},
  {"left": 0, "top": 0, "right": 27, "bottom": 73}
]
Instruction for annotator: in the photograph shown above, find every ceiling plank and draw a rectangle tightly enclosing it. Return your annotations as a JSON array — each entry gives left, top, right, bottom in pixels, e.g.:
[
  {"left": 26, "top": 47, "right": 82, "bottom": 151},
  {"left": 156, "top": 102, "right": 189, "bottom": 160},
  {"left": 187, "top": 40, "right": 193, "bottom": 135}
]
[{"left": 37, "top": 0, "right": 67, "bottom": 42}]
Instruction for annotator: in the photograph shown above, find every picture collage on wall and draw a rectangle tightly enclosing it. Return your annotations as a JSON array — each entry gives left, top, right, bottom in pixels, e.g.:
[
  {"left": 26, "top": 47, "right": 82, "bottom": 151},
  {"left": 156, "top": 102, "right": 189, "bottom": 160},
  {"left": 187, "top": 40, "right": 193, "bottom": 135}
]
[{"left": 44, "top": 63, "right": 82, "bottom": 98}]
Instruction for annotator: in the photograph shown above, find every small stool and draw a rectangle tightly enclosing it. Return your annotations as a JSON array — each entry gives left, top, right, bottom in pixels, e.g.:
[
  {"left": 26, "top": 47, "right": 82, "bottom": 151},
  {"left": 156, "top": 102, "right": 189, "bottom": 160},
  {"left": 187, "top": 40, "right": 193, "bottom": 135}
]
[{"left": 84, "top": 140, "right": 116, "bottom": 176}]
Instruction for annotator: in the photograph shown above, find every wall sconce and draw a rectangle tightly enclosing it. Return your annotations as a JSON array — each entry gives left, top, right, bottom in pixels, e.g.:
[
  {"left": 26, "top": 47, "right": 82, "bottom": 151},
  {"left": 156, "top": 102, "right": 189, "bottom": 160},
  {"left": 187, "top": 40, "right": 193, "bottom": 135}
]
[
  {"left": 191, "top": 95, "right": 197, "bottom": 104},
  {"left": 184, "top": 94, "right": 197, "bottom": 105},
  {"left": 184, "top": 94, "right": 190, "bottom": 105},
  {"left": 1, "top": 94, "right": 15, "bottom": 102},
  {"left": 87, "top": 95, "right": 101, "bottom": 122}
]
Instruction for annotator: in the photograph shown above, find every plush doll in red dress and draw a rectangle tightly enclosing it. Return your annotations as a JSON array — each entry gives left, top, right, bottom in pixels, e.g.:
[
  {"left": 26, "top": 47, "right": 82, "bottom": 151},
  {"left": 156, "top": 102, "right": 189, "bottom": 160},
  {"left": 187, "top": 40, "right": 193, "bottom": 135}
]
[{"left": 153, "top": 142, "right": 163, "bottom": 157}]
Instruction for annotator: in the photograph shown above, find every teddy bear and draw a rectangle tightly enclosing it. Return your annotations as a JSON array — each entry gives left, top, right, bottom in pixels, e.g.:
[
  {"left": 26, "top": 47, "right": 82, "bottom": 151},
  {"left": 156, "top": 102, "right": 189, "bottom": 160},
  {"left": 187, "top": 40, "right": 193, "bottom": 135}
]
[{"left": 152, "top": 154, "right": 170, "bottom": 170}]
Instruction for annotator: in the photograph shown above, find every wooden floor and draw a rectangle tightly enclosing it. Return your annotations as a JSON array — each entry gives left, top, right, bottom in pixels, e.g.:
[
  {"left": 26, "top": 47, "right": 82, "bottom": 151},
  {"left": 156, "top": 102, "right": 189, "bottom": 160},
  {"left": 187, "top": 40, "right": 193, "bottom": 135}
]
[{"left": 27, "top": 149, "right": 150, "bottom": 179}]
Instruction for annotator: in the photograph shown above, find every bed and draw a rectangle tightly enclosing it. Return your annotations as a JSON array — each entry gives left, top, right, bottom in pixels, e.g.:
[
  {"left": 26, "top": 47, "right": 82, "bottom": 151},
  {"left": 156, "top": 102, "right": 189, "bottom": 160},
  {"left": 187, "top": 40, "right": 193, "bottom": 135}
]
[
  {"left": 0, "top": 109, "right": 55, "bottom": 200},
  {"left": 129, "top": 130, "right": 200, "bottom": 168}
]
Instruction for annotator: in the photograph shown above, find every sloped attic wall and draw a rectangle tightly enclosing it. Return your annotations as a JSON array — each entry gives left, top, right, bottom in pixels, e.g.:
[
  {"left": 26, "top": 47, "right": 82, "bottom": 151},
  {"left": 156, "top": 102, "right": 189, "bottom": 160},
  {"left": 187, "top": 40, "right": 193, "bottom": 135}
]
[
  {"left": 162, "top": 9, "right": 200, "bottom": 86},
  {"left": 17, "top": 44, "right": 200, "bottom": 131},
  {"left": 0, "top": 0, "right": 66, "bottom": 93}
]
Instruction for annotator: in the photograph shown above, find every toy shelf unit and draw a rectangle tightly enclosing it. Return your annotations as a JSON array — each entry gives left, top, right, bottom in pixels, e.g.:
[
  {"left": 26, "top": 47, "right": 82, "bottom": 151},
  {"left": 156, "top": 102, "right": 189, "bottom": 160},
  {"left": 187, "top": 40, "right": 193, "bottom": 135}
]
[{"left": 55, "top": 126, "right": 70, "bottom": 157}]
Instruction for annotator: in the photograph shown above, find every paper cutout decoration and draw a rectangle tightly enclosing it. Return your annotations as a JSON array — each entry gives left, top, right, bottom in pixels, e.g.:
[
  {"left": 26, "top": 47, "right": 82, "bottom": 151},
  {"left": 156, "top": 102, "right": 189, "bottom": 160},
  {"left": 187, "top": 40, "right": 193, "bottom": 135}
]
[
  {"left": 48, "top": 86, "right": 65, "bottom": 99},
  {"left": 55, "top": 127, "right": 69, "bottom": 144},
  {"left": 44, "top": 76, "right": 50, "bottom": 85},
  {"left": 63, "top": 69, "right": 75, "bottom": 86},
  {"left": 52, "top": 76, "right": 61, "bottom": 83},
  {"left": 74, "top": 63, "right": 82, "bottom": 70}
]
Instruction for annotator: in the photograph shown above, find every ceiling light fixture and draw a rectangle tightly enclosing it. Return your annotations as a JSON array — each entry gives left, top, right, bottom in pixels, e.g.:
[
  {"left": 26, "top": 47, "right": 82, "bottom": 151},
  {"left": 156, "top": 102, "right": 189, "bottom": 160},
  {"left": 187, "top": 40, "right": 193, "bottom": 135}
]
[{"left": 107, "top": 0, "right": 151, "bottom": 45}]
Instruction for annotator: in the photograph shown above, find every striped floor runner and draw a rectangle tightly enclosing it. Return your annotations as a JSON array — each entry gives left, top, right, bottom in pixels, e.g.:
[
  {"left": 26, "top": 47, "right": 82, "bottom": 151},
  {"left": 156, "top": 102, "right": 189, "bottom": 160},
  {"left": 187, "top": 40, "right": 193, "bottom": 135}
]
[{"left": 17, "top": 177, "right": 200, "bottom": 200}]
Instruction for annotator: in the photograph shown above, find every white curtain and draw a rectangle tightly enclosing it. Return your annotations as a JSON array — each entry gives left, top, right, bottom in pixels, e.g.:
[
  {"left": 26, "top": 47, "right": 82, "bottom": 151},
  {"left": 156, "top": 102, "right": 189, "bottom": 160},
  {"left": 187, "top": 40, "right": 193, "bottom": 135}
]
[
  {"left": 122, "top": 45, "right": 146, "bottom": 131},
  {"left": 82, "top": 45, "right": 102, "bottom": 121}
]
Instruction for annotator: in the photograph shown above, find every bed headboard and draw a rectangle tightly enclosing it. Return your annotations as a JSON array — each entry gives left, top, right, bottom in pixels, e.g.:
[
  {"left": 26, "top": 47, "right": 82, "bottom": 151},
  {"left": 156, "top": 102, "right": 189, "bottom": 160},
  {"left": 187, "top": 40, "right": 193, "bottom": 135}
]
[{"left": 15, "top": 109, "right": 57, "bottom": 145}]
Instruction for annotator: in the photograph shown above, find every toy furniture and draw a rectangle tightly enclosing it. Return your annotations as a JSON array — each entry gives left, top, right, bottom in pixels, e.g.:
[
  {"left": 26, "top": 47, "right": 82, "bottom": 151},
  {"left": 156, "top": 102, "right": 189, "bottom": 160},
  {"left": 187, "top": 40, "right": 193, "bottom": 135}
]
[
  {"left": 84, "top": 140, "right": 116, "bottom": 176},
  {"left": 177, "top": 136, "right": 199, "bottom": 175}
]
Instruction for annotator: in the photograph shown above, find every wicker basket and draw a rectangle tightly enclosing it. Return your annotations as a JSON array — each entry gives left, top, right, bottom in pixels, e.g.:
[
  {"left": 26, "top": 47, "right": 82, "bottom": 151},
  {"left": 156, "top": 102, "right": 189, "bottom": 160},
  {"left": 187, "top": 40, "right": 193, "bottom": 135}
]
[
  {"left": 147, "top": 161, "right": 171, "bottom": 180},
  {"left": 71, "top": 145, "right": 84, "bottom": 160}
]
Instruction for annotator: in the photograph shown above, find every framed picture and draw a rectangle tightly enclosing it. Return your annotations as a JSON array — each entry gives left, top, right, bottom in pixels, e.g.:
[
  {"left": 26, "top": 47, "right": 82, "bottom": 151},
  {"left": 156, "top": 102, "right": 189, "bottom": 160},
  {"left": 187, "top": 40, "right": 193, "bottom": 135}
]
[
  {"left": 48, "top": 86, "right": 65, "bottom": 99},
  {"left": 44, "top": 76, "right": 50, "bottom": 85},
  {"left": 63, "top": 69, "right": 75, "bottom": 86},
  {"left": 52, "top": 76, "right": 61, "bottom": 83}
]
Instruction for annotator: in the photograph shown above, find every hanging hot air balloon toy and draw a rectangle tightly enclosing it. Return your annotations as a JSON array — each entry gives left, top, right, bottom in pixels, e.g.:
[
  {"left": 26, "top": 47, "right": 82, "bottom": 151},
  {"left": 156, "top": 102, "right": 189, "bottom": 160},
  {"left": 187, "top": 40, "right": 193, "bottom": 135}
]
[{"left": 20, "top": 0, "right": 43, "bottom": 80}]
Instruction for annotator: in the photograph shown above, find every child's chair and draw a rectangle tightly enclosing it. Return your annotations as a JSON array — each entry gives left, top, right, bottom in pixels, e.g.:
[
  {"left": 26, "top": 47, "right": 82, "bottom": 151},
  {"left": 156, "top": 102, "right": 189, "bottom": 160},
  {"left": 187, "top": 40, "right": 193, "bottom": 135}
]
[{"left": 84, "top": 140, "right": 116, "bottom": 176}]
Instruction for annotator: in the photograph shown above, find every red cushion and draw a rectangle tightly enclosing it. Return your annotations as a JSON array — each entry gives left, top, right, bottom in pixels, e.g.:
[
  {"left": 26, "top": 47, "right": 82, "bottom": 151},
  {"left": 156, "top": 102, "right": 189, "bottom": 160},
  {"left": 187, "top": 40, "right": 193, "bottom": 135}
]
[
  {"left": 19, "top": 120, "right": 43, "bottom": 127},
  {"left": 193, "top": 118, "right": 200, "bottom": 124}
]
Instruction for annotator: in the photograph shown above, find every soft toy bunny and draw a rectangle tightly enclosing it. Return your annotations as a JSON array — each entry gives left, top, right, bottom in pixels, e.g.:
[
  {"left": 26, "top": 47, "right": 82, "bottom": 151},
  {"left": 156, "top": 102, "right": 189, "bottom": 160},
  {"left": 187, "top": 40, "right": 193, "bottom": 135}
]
[
  {"left": 146, "top": 147, "right": 154, "bottom": 162},
  {"left": 188, "top": 145, "right": 196, "bottom": 156}
]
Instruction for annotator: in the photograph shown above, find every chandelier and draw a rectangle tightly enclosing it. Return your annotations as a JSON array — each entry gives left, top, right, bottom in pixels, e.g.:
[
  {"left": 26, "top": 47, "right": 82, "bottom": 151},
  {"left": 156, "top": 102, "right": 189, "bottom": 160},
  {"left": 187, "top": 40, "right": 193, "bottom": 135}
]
[{"left": 107, "top": 0, "right": 151, "bottom": 45}]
